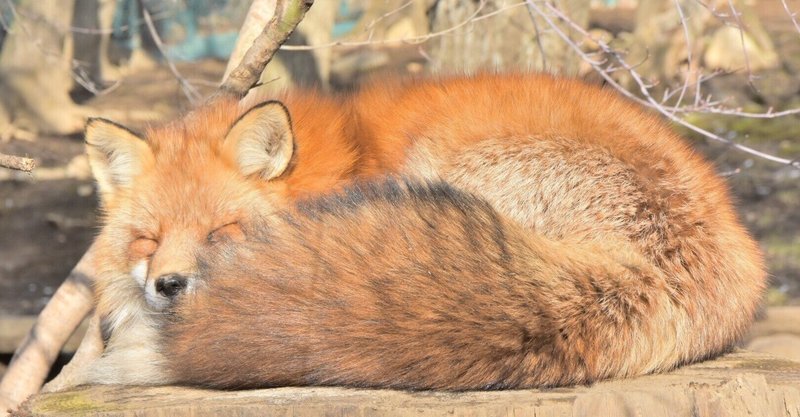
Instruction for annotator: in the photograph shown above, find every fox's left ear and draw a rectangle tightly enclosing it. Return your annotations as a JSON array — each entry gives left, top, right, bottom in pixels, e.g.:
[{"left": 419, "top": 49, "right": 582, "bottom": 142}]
[
  {"left": 85, "top": 118, "right": 152, "bottom": 201},
  {"left": 223, "top": 101, "right": 294, "bottom": 180}
]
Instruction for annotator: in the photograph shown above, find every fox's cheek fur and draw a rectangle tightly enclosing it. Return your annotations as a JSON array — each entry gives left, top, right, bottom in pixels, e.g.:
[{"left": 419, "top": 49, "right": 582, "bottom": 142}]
[
  {"left": 130, "top": 259, "right": 148, "bottom": 288},
  {"left": 127, "top": 257, "right": 171, "bottom": 310}
]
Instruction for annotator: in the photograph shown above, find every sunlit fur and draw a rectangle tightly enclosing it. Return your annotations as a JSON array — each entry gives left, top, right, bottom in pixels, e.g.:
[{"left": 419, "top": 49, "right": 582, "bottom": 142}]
[{"left": 79, "top": 73, "right": 765, "bottom": 389}]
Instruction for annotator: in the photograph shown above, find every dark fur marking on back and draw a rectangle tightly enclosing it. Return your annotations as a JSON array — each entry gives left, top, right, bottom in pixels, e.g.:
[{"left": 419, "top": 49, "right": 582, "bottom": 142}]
[
  {"left": 99, "top": 314, "right": 114, "bottom": 348},
  {"left": 292, "top": 178, "right": 486, "bottom": 222}
]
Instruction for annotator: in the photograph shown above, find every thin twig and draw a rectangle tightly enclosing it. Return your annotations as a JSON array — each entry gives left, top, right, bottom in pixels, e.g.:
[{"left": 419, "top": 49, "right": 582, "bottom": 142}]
[
  {"left": 278, "top": 1, "right": 524, "bottom": 51},
  {"left": 681, "top": 105, "right": 800, "bottom": 118},
  {"left": 524, "top": 2, "right": 548, "bottom": 69},
  {"left": 671, "top": 0, "right": 693, "bottom": 114},
  {"left": 364, "top": 0, "right": 413, "bottom": 34},
  {"left": 141, "top": 6, "right": 202, "bottom": 103},
  {"left": 725, "top": 0, "right": 757, "bottom": 87},
  {"left": 695, "top": 0, "right": 729, "bottom": 19},
  {"left": 780, "top": 0, "right": 800, "bottom": 36},
  {"left": 526, "top": 0, "right": 799, "bottom": 169},
  {"left": 0, "top": 152, "right": 36, "bottom": 172}
]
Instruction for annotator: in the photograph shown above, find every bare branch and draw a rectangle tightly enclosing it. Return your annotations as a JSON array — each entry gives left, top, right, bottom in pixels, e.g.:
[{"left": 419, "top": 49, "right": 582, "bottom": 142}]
[
  {"left": 525, "top": 2, "right": 549, "bottom": 69},
  {"left": 780, "top": 0, "right": 800, "bottom": 35},
  {"left": 525, "top": 1, "right": 799, "bottom": 169},
  {"left": 680, "top": 105, "right": 800, "bottom": 118},
  {"left": 278, "top": 1, "right": 526, "bottom": 51},
  {"left": 364, "top": 0, "right": 414, "bottom": 34},
  {"left": 217, "top": 0, "right": 315, "bottom": 98},
  {"left": 725, "top": 0, "right": 757, "bottom": 87},
  {"left": 222, "top": 0, "right": 278, "bottom": 83},
  {"left": 671, "top": 0, "right": 693, "bottom": 114},
  {"left": 0, "top": 152, "right": 35, "bottom": 172}
]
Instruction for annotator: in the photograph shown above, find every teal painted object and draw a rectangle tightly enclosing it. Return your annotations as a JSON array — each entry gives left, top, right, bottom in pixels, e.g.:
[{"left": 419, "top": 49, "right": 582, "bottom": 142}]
[
  {"left": 167, "top": 31, "right": 238, "bottom": 60},
  {"left": 0, "top": 3, "right": 11, "bottom": 48},
  {"left": 332, "top": 0, "right": 360, "bottom": 38},
  {"left": 163, "top": 3, "right": 237, "bottom": 60},
  {"left": 111, "top": 0, "right": 238, "bottom": 61},
  {"left": 109, "top": 0, "right": 365, "bottom": 61}
]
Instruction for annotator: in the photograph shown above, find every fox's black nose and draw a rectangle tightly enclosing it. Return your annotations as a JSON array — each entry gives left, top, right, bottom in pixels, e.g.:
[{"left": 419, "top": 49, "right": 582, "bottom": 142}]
[{"left": 155, "top": 274, "right": 188, "bottom": 298}]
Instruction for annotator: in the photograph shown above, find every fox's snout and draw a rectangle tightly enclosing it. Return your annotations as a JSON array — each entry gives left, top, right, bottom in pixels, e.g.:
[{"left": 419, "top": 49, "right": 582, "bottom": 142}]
[
  {"left": 135, "top": 233, "right": 204, "bottom": 311},
  {"left": 155, "top": 274, "right": 189, "bottom": 298},
  {"left": 144, "top": 271, "right": 195, "bottom": 311}
]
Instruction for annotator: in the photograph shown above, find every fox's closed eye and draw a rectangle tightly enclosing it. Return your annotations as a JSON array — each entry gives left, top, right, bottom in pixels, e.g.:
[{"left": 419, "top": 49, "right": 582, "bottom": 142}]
[
  {"left": 207, "top": 222, "right": 244, "bottom": 243},
  {"left": 130, "top": 237, "right": 158, "bottom": 259}
]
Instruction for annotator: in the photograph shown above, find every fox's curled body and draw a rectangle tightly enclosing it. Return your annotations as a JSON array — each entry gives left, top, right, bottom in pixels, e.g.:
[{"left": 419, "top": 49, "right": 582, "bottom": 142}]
[{"left": 77, "top": 73, "right": 764, "bottom": 390}]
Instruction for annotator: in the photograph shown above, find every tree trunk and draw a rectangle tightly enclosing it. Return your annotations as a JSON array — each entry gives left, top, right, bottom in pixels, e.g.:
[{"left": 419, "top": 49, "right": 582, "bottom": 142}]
[{"left": 0, "top": 0, "right": 86, "bottom": 137}]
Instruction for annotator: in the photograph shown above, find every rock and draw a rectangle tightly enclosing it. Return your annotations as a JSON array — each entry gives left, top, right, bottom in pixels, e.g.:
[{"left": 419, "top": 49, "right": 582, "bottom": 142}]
[
  {"left": 745, "top": 306, "right": 800, "bottom": 362},
  {"left": 749, "top": 306, "right": 800, "bottom": 339},
  {"left": 704, "top": 26, "right": 780, "bottom": 72}
]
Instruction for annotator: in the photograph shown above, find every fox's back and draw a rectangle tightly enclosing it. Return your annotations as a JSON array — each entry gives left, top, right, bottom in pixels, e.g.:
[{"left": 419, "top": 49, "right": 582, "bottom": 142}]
[
  {"left": 346, "top": 74, "right": 739, "bottom": 242},
  {"left": 350, "top": 73, "right": 694, "bottom": 169},
  {"left": 348, "top": 74, "right": 763, "bottom": 357}
]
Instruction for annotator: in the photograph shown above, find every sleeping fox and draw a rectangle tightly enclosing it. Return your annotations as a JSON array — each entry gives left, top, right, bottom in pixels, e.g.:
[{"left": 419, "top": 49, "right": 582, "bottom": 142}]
[{"left": 73, "top": 73, "right": 764, "bottom": 389}]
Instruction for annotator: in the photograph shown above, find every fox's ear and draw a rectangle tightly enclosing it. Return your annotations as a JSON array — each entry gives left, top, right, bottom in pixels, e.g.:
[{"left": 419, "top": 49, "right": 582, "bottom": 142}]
[
  {"left": 85, "top": 118, "right": 151, "bottom": 199},
  {"left": 224, "top": 101, "right": 294, "bottom": 180}
]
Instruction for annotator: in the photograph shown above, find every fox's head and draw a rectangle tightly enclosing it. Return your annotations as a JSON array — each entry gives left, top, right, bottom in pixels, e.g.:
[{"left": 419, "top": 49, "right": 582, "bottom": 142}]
[{"left": 86, "top": 100, "right": 295, "bottom": 311}]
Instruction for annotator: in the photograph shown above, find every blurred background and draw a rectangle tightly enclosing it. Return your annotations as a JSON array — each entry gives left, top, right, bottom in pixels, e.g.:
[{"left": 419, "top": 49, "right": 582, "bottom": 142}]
[{"left": 0, "top": 0, "right": 799, "bottom": 374}]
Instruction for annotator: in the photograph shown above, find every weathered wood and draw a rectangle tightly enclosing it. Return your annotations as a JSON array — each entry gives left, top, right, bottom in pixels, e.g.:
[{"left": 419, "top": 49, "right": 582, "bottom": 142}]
[
  {"left": 748, "top": 307, "right": 800, "bottom": 339},
  {"left": 745, "top": 306, "right": 800, "bottom": 363},
  {"left": 13, "top": 350, "right": 800, "bottom": 417}
]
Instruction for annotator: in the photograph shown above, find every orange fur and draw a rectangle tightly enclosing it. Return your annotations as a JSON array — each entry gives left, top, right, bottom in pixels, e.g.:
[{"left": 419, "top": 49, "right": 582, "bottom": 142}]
[{"left": 75, "top": 73, "right": 764, "bottom": 389}]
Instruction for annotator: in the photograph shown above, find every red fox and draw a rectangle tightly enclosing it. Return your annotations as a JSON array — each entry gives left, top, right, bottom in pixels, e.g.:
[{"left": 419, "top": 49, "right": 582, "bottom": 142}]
[{"left": 72, "top": 73, "right": 764, "bottom": 389}]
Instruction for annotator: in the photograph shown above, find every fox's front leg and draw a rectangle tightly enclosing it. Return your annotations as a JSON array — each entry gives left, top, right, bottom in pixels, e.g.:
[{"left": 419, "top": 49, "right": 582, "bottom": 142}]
[{"left": 43, "top": 315, "right": 172, "bottom": 390}]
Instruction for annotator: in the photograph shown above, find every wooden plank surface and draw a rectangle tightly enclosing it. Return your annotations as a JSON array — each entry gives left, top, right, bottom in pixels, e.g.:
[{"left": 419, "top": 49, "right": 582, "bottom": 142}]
[
  {"left": 12, "top": 350, "right": 800, "bottom": 417},
  {"left": 748, "top": 307, "right": 800, "bottom": 339}
]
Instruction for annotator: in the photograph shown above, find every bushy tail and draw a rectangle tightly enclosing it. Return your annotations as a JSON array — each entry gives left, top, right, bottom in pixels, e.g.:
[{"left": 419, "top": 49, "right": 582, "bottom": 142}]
[{"left": 160, "top": 180, "right": 759, "bottom": 390}]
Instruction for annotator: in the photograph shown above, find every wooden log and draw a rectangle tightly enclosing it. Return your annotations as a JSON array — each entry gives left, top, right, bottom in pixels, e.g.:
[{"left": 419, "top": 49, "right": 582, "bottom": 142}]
[
  {"left": 0, "top": 317, "right": 87, "bottom": 355},
  {"left": 748, "top": 306, "right": 800, "bottom": 339},
  {"left": 12, "top": 350, "right": 800, "bottom": 417}
]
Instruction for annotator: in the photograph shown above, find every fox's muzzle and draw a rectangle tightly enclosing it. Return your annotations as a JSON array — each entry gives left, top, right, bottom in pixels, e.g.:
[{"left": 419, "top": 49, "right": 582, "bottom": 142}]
[
  {"left": 155, "top": 274, "right": 188, "bottom": 299},
  {"left": 145, "top": 272, "right": 196, "bottom": 311}
]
